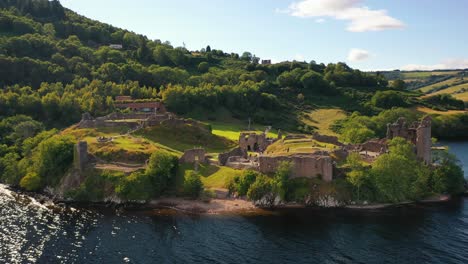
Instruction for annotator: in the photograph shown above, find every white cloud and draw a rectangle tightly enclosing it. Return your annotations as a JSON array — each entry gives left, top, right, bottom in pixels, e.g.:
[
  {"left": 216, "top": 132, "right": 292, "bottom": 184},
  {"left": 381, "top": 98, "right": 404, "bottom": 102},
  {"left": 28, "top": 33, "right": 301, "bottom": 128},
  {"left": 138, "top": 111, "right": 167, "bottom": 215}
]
[
  {"left": 347, "top": 48, "right": 370, "bottom": 62},
  {"left": 400, "top": 59, "right": 468, "bottom": 71},
  {"left": 286, "top": 0, "right": 404, "bottom": 32},
  {"left": 315, "top": 18, "right": 326, "bottom": 23},
  {"left": 294, "top": 54, "right": 306, "bottom": 61}
]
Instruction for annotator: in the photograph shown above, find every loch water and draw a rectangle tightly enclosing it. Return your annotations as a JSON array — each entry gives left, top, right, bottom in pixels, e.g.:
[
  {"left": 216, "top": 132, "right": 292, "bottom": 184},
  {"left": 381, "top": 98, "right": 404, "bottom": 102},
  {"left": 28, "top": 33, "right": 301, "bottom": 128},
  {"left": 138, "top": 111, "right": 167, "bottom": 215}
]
[{"left": 1, "top": 142, "right": 467, "bottom": 264}]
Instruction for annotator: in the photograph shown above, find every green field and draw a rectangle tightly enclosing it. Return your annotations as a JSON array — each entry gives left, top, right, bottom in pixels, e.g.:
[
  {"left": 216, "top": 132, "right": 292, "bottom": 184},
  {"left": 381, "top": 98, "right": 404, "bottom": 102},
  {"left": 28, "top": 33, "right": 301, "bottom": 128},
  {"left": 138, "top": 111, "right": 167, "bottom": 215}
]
[
  {"left": 136, "top": 123, "right": 236, "bottom": 153},
  {"left": 211, "top": 121, "right": 278, "bottom": 141},
  {"left": 300, "top": 108, "right": 347, "bottom": 136},
  {"left": 402, "top": 71, "right": 460, "bottom": 79},
  {"left": 428, "top": 82, "right": 468, "bottom": 98},
  {"left": 419, "top": 77, "right": 465, "bottom": 93},
  {"left": 265, "top": 138, "right": 338, "bottom": 156},
  {"left": 177, "top": 163, "right": 240, "bottom": 189}
]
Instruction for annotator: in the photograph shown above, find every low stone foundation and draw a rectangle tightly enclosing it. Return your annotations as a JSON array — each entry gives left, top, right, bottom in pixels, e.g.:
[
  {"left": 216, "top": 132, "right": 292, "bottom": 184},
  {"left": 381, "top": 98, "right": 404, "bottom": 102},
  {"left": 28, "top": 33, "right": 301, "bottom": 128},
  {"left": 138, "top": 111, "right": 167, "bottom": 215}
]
[{"left": 219, "top": 147, "right": 248, "bottom": 165}]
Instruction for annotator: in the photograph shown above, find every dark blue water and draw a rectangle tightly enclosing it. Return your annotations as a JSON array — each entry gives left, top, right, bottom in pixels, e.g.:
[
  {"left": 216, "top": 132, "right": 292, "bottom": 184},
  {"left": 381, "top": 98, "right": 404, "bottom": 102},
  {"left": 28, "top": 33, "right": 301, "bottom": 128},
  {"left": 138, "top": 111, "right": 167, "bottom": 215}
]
[{"left": 1, "top": 143, "right": 467, "bottom": 264}]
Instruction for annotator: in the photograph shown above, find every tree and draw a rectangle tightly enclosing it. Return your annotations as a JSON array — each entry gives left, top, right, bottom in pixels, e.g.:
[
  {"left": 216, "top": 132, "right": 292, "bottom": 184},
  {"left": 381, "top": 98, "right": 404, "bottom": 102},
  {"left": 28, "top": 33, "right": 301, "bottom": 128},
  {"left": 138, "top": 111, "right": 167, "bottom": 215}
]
[
  {"left": 145, "top": 150, "right": 179, "bottom": 196},
  {"left": 300, "top": 71, "right": 329, "bottom": 93},
  {"left": 274, "top": 161, "right": 292, "bottom": 200},
  {"left": 240, "top": 52, "right": 252, "bottom": 62},
  {"left": 198, "top": 62, "right": 209, "bottom": 73},
  {"left": 431, "top": 150, "right": 465, "bottom": 195},
  {"left": 0, "top": 152, "right": 21, "bottom": 185},
  {"left": 206, "top": 45, "right": 211, "bottom": 52},
  {"left": 390, "top": 79, "right": 406, "bottom": 90},
  {"left": 20, "top": 172, "right": 42, "bottom": 191},
  {"left": 234, "top": 170, "right": 259, "bottom": 196},
  {"left": 345, "top": 152, "right": 369, "bottom": 201},
  {"left": 29, "top": 135, "right": 75, "bottom": 188},
  {"left": 247, "top": 174, "right": 275, "bottom": 206},
  {"left": 371, "top": 137, "right": 429, "bottom": 202},
  {"left": 371, "top": 91, "right": 408, "bottom": 109},
  {"left": 183, "top": 171, "right": 204, "bottom": 198}
]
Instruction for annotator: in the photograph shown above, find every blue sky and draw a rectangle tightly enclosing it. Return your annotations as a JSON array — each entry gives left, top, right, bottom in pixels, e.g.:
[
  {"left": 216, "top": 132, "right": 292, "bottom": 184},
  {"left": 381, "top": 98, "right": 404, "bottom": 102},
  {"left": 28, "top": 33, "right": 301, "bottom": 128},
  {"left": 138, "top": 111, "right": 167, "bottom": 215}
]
[{"left": 60, "top": 0, "right": 468, "bottom": 71}]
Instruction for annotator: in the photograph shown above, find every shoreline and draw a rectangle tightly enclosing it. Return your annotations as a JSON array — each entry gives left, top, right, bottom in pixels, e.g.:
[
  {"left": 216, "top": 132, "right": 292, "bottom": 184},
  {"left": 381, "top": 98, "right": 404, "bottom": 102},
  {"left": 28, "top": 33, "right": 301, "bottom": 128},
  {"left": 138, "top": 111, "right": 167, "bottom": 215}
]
[{"left": 0, "top": 184, "right": 460, "bottom": 215}]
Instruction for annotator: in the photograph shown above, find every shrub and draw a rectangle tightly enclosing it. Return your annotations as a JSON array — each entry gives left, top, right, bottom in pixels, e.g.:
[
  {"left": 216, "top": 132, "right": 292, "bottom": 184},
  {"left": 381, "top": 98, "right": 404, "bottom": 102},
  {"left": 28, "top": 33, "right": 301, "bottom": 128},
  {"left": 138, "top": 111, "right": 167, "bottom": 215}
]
[
  {"left": 116, "top": 171, "right": 153, "bottom": 201},
  {"left": 233, "top": 170, "right": 259, "bottom": 196},
  {"left": 145, "top": 150, "right": 179, "bottom": 196},
  {"left": 183, "top": 171, "right": 204, "bottom": 198},
  {"left": 371, "top": 91, "right": 408, "bottom": 109},
  {"left": 20, "top": 172, "right": 42, "bottom": 191}
]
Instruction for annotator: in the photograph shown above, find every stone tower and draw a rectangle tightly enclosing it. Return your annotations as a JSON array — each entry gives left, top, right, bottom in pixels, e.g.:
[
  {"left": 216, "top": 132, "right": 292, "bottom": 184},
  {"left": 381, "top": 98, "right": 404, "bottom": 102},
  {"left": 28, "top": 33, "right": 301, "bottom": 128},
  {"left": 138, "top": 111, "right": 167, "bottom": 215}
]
[
  {"left": 74, "top": 141, "right": 88, "bottom": 172},
  {"left": 416, "top": 116, "right": 432, "bottom": 164}
]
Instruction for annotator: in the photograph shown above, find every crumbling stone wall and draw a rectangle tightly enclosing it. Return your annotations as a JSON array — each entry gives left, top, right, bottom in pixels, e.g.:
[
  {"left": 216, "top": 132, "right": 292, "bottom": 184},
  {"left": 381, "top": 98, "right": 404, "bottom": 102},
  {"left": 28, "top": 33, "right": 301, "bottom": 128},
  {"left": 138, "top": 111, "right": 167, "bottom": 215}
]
[
  {"left": 387, "top": 116, "right": 432, "bottom": 164},
  {"left": 218, "top": 147, "right": 248, "bottom": 165},
  {"left": 239, "top": 132, "right": 276, "bottom": 152},
  {"left": 258, "top": 154, "right": 333, "bottom": 182},
  {"left": 179, "top": 148, "right": 207, "bottom": 164},
  {"left": 416, "top": 116, "right": 432, "bottom": 164},
  {"left": 359, "top": 138, "right": 388, "bottom": 153},
  {"left": 311, "top": 132, "right": 344, "bottom": 146},
  {"left": 74, "top": 141, "right": 89, "bottom": 172}
]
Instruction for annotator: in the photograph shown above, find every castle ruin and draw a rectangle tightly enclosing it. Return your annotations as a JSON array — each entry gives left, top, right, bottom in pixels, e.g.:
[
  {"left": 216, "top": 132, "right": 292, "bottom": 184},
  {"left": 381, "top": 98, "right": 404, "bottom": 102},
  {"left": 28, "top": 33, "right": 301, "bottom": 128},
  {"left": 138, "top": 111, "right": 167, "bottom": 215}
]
[
  {"left": 239, "top": 132, "right": 278, "bottom": 152},
  {"left": 258, "top": 153, "right": 333, "bottom": 182},
  {"left": 386, "top": 116, "right": 432, "bottom": 164},
  {"left": 179, "top": 148, "right": 207, "bottom": 164}
]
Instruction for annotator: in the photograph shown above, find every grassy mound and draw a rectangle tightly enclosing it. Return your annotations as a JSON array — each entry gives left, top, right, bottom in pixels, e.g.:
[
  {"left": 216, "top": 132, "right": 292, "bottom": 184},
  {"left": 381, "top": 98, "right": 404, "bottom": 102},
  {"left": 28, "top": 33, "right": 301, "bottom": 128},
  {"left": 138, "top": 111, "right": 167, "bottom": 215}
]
[
  {"left": 136, "top": 122, "right": 236, "bottom": 153},
  {"left": 177, "top": 163, "right": 240, "bottom": 189},
  {"left": 300, "top": 108, "right": 347, "bottom": 136},
  {"left": 265, "top": 137, "right": 337, "bottom": 156},
  {"left": 62, "top": 126, "right": 168, "bottom": 162}
]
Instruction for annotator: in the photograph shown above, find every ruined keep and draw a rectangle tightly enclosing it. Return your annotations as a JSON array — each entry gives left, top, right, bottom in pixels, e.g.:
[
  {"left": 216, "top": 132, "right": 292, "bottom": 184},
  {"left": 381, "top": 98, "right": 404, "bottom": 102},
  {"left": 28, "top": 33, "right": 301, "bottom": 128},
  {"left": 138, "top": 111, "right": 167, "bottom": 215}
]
[
  {"left": 258, "top": 154, "right": 333, "bottom": 182},
  {"left": 74, "top": 141, "right": 89, "bottom": 172},
  {"left": 239, "top": 132, "right": 276, "bottom": 152},
  {"left": 386, "top": 116, "right": 432, "bottom": 164},
  {"left": 179, "top": 148, "right": 207, "bottom": 164}
]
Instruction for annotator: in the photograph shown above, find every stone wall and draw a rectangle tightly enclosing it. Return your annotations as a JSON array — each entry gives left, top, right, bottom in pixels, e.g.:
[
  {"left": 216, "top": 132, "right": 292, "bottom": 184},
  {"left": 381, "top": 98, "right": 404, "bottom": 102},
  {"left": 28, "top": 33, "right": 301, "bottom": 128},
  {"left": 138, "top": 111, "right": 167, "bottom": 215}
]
[
  {"left": 359, "top": 138, "right": 388, "bottom": 153},
  {"left": 239, "top": 132, "right": 276, "bottom": 152},
  {"left": 74, "top": 141, "right": 88, "bottom": 172},
  {"left": 258, "top": 154, "right": 333, "bottom": 182},
  {"left": 218, "top": 147, "right": 248, "bottom": 166},
  {"left": 386, "top": 116, "right": 432, "bottom": 164},
  {"left": 312, "top": 132, "right": 344, "bottom": 146},
  {"left": 179, "top": 148, "right": 207, "bottom": 164},
  {"left": 416, "top": 116, "right": 432, "bottom": 164}
]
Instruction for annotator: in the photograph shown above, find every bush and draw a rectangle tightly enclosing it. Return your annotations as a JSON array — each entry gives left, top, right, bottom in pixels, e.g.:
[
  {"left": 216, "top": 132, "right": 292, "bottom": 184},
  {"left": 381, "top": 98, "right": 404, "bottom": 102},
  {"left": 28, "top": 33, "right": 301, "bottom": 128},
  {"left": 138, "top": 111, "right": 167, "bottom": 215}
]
[
  {"left": 371, "top": 91, "right": 408, "bottom": 109},
  {"left": 20, "top": 172, "right": 42, "bottom": 191},
  {"left": 116, "top": 171, "right": 153, "bottom": 201},
  {"left": 183, "top": 171, "right": 204, "bottom": 198},
  {"left": 233, "top": 170, "right": 259, "bottom": 196},
  {"left": 198, "top": 62, "right": 209, "bottom": 73},
  {"left": 274, "top": 161, "right": 292, "bottom": 200},
  {"left": 422, "top": 94, "right": 465, "bottom": 110},
  {"left": 145, "top": 150, "right": 179, "bottom": 196},
  {"left": 431, "top": 151, "right": 465, "bottom": 195},
  {"left": 370, "top": 137, "right": 430, "bottom": 202},
  {"left": 247, "top": 175, "right": 273, "bottom": 201}
]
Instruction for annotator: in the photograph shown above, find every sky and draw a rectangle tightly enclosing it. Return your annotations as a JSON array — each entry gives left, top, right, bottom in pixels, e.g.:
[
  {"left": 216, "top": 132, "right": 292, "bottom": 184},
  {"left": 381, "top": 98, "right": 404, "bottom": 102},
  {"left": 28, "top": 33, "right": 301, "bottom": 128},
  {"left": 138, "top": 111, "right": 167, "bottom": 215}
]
[{"left": 60, "top": 0, "right": 468, "bottom": 71}]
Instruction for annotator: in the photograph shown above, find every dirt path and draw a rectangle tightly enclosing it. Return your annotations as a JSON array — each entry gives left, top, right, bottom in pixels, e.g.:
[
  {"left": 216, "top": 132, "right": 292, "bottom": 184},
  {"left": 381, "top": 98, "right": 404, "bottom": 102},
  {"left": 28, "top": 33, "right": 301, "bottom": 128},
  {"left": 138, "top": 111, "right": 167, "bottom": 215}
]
[
  {"left": 149, "top": 198, "right": 260, "bottom": 214},
  {"left": 94, "top": 162, "right": 145, "bottom": 173}
]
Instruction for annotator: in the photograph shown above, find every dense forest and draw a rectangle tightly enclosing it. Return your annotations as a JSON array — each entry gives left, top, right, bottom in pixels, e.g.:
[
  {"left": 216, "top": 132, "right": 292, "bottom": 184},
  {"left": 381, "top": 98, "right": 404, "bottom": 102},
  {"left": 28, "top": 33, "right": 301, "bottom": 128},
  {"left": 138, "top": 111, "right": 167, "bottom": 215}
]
[{"left": 0, "top": 0, "right": 466, "bottom": 197}]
